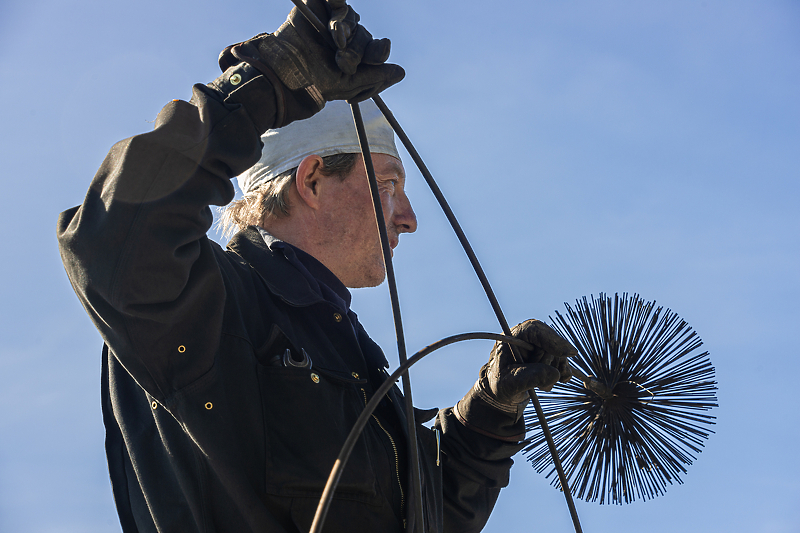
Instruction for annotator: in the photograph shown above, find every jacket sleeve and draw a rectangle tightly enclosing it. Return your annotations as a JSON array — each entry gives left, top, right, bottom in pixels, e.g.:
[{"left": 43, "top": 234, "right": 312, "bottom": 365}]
[
  {"left": 435, "top": 407, "right": 526, "bottom": 533},
  {"left": 57, "top": 64, "right": 278, "bottom": 400}
]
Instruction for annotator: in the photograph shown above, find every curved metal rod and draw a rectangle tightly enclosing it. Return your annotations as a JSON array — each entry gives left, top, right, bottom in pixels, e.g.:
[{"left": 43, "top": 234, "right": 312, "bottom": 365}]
[
  {"left": 372, "top": 95, "right": 584, "bottom": 533},
  {"left": 288, "top": 3, "right": 427, "bottom": 528},
  {"left": 309, "top": 332, "right": 534, "bottom": 533},
  {"left": 350, "top": 102, "right": 424, "bottom": 531}
]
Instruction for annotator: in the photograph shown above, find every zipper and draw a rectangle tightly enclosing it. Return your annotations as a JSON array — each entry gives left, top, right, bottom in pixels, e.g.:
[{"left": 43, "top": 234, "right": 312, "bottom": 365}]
[
  {"left": 435, "top": 427, "right": 441, "bottom": 467},
  {"left": 361, "top": 387, "right": 405, "bottom": 527}
]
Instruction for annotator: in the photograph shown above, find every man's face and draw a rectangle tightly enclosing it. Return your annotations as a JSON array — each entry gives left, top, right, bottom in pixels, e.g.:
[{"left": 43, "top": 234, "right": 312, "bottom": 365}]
[{"left": 316, "top": 153, "right": 417, "bottom": 288}]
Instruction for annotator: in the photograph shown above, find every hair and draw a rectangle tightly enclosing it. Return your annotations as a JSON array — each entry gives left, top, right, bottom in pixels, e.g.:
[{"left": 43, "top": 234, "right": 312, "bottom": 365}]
[{"left": 217, "top": 153, "right": 359, "bottom": 238}]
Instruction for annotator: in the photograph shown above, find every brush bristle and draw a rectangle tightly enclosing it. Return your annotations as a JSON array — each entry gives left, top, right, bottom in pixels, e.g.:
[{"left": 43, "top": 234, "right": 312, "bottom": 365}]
[{"left": 524, "top": 293, "right": 718, "bottom": 504}]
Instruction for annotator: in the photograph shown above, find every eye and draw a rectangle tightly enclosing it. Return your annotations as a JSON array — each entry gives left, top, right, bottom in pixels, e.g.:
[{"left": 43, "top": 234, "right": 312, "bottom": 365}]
[{"left": 380, "top": 179, "right": 398, "bottom": 192}]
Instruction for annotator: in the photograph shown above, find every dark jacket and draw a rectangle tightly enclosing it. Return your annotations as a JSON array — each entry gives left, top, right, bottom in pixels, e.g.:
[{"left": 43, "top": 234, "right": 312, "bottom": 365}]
[{"left": 57, "top": 63, "right": 523, "bottom": 533}]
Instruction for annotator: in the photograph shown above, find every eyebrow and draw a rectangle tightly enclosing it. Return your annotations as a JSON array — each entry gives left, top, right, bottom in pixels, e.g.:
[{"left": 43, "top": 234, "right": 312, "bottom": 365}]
[{"left": 377, "top": 159, "right": 406, "bottom": 182}]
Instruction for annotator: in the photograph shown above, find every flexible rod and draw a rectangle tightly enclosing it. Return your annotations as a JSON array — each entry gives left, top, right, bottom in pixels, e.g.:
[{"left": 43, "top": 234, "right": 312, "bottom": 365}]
[
  {"left": 372, "top": 95, "right": 585, "bottom": 533},
  {"left": 309, "top": 332, "right": 536, "bottom": 533},
  {"left": 350, "top": 102, "right": 425, "bottom": 532},
  {"left": 286, "top": 2, "right": 427, "bottom": 528}
]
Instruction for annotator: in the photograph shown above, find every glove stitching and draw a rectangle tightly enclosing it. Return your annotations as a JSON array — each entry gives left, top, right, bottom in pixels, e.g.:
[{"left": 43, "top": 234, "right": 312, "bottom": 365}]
[
  {"left": 253, "top": 36, "right": 325, "bottom": 112},
  {"left": 304, "top": 85, "right": 325, "bottom": 110},
  {"left": 475, "top": 381, "right": 520, "bottom": 415},
  {"left": 257, "top": 37, "right": 312, "bottom": 91}
]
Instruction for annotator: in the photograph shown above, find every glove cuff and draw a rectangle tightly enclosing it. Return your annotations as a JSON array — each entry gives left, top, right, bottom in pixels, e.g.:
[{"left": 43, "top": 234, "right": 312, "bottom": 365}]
[
  {"left": 219, "top": 37, "right": 327, "bottom": 128},
  {"left": 207, "top": 63, "right": 281, "bottom": 133},
  {"left": 453, "top": 380, "right": 528, "bottom": 442}
]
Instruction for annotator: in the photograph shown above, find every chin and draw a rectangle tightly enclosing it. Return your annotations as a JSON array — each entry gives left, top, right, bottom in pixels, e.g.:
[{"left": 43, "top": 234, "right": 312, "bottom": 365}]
[
  {"left": 351, "top": 275, "right": 386, "bottom": 289},
  {"left": 353, "top": 279, "right": 384, "bottom": 289},
  {"left": 347, "top": 266, "right": 386, "bottom": 289}
]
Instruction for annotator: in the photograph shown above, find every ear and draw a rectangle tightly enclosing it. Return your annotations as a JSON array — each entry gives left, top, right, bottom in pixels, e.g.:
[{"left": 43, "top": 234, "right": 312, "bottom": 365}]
[{"left": 295, "top": 155, "right": 325, "bottom": 210}]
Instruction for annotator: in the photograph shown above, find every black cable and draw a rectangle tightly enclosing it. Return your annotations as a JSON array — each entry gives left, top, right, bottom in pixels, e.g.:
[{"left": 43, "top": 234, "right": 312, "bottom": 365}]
[
  {"left": 309, "top": 332, "right": 535, "bottom": 533},
  {"left": 350, "top": 102, "right": 424, "bottom": 532}
]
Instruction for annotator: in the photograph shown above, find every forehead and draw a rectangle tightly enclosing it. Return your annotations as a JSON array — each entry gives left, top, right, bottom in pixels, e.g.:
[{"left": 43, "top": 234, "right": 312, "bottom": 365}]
[{"left": 371, "top": 154, "right": 405, "bottom": 181}]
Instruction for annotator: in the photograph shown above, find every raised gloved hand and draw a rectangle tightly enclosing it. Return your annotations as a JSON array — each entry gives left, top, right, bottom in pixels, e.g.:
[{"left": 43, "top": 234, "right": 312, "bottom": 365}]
[
  {"left": 454, "top": 319, "right": 577, "bottom": 441},
  {"left": 218, "top": 0, "right": 404, "bottom": 126}
]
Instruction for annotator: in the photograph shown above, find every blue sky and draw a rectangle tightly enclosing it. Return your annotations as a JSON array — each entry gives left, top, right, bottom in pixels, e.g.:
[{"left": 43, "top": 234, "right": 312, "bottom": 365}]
[{"left": 1, "top": 1, "right": 798, "bottom": 531}]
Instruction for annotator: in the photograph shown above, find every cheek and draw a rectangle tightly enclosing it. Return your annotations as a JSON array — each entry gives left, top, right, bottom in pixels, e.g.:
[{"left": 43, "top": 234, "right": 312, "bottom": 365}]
[{"left": 378, "top": 192, "right": 395, "bottom": 221}]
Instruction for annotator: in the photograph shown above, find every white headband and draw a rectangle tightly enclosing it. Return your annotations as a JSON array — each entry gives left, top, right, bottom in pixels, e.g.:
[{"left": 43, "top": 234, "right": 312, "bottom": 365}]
[{"left": 237, "top": 100, "right": 400, "bottom": 194}]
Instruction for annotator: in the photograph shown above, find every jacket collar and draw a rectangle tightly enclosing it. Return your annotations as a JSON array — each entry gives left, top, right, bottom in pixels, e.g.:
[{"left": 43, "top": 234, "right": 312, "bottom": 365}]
[
  {"left": 229, "top": 227, "right": 391, "bottom": 372},
  {"left": 226, "top": 226, "right": 325, "bottom": 307}
]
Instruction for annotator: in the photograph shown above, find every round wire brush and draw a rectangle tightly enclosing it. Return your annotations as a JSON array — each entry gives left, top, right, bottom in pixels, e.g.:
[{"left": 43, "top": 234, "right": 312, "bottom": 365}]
[{"left": 523, "top": 292, "right": 718, "bottom": 505}]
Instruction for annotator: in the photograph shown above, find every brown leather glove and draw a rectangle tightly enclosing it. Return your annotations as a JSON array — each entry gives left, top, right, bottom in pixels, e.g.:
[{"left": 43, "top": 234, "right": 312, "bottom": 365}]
[
  {"left": 454, "top": 320, "right": 577, "bottom": 441},
  {"left": 218, "top": 0, "right": 404, "bottom": 127}
]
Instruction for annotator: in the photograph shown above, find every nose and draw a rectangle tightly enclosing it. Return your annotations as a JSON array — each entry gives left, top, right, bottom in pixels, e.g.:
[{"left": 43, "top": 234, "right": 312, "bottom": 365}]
[{"left": 393, "top": 191, "right": 417, "bottom": 234}]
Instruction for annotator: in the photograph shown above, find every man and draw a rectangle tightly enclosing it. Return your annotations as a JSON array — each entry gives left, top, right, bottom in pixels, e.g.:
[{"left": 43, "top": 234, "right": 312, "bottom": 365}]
[{"left": 57, "top": 1, "right": 576, "bottom": 531}]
